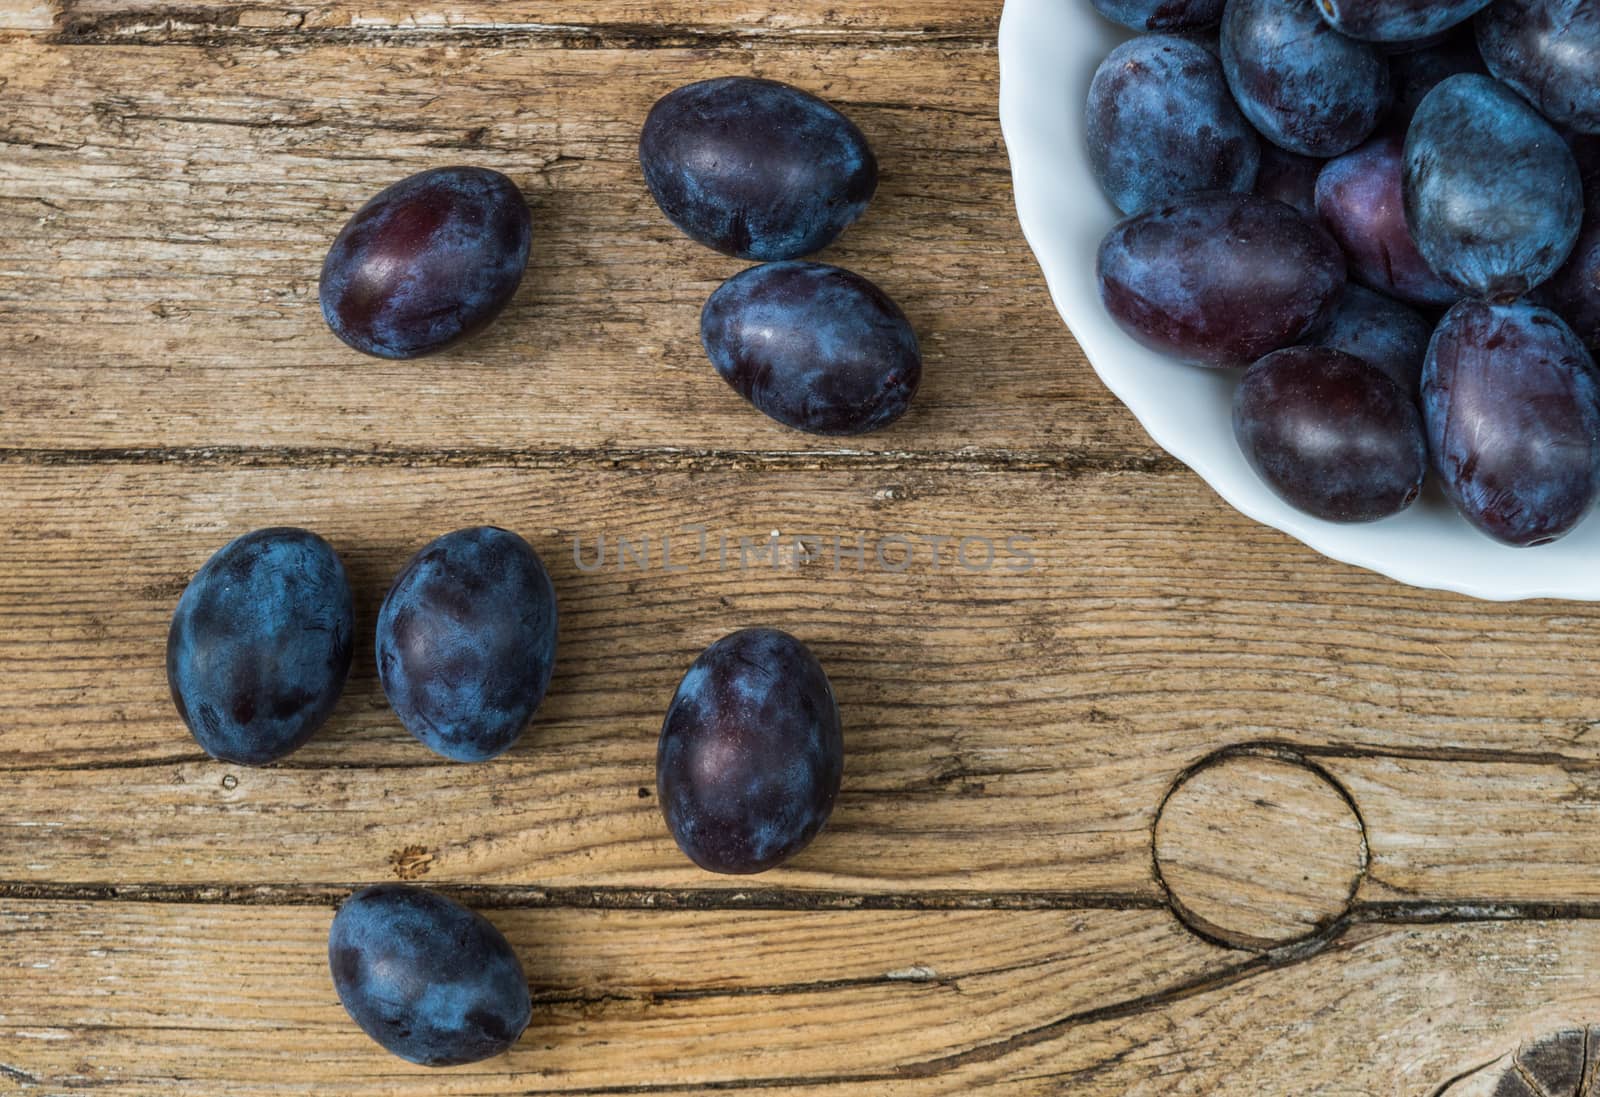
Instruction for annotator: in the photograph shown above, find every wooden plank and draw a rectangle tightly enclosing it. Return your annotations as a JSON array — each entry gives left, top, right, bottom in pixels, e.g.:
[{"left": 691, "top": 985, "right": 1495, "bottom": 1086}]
[
  {"left": 0, "top": 38, "right": 1119, "bottom": 459},
  {"left": 0, "top": 900, "right": 1228, "bottom": 1093},
  {"left": 6, "top": 464, "right": 1600, "bottom": 897},
  {"left": 5, "top": 900, "right": 1600, "bottom": 1094},
  {"left": 9, "top": 0, "right": 1002, "bottom": 38}
]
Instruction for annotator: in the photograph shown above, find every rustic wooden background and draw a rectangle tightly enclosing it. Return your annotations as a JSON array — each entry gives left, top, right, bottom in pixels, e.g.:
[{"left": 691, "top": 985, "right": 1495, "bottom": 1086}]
[{"left": 4, "top": 0, "right": 1600, "bottom": 1092}]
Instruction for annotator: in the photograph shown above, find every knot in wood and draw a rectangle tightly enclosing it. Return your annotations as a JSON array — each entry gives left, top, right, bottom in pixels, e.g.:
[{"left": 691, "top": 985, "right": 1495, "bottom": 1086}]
[{"left": 1153, "top": 752, "right": 1368, "bottom": 950}]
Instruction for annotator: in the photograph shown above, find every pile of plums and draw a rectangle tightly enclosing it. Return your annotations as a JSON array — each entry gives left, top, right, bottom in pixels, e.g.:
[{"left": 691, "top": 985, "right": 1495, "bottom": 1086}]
[
  {"left": 1088, "top": 0, "right": 1600, "bottom": 546},
  {"left": 166, "top": 526, "right": 843, "bottom": 1063},
  {"left": 318, "top": 77, "right": 921, "bottom": 437}
]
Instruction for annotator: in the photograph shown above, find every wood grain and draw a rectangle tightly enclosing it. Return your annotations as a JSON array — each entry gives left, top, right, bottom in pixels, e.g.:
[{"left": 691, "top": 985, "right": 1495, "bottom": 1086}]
[
  {"left": 0, "top": 37, "right": 1127, "bottom": 461},
  {"left": 1153, "top": 753, "right": 1366, "bottom": 949}
]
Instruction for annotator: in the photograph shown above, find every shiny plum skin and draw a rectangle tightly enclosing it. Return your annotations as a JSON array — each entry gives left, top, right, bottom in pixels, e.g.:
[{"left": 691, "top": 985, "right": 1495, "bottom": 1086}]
[
  {"left": 1422, "top": 301, "right": 1600, "bottom": 545},
  {"left": 639, "top": 78, "right": 877, "bottom": 261},
  {"left": 320, "top": 167, "right": 531, "bottom": 359},
  {"left": 1313, "top": 0, "right": 1492, "bottom": 43},
  {"left": 657, "top": 628, "right": 843, "bottom": 875},
  {"left": 376, "top": 527, "right": 557, "bottom": 763},
  {"left": 1254, "top": 144, "right": 1323, "bottom": 215},
  {"left": 1403, "top": 75, "right": 1584, "bottom": 301},
  {"left": 1233, "top": 347, "right": 1426, "bottom": 521},
  {"left": 700, "top": 261, "right": 920, "bottom": 436},
  {"left": 167, "top": 528, "right": 353, "bottom": 766},
  {"left": 1090, "top": 0, "right": 1222, "bottom": 30},
  {"left": 1315, "top": 133, "right": 1459, "bottom": 308},
  {"left": 1086, "top": 36, "right": 1259, "bottom": 215},
  {"left": 328, "top": 885, "right": 531, "bottom": 1066},
  {"left": 1096, "top": 192, "right": 1346, "bottom": 367},
  {"left": 1477, "top": 0, "right": 1600, "bottom": 135},
  {"left": 1306, "top": 284, "right": 1432, "bottom": 397},
  {"left": 1221, "top": 0, "right": 1392, "bottom": 157},
  {"left": 1388, "top": 28, "right": 1486, "bottom": 125}
]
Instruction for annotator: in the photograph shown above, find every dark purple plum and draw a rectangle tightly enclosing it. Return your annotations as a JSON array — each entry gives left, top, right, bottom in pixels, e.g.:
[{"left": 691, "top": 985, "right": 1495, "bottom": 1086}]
[
  {"left": 329, "top": 885, "right": 530, "bottom": 1066},
  {"left": 1086, "top": 36, "right": 1259, "bottom": 215},
  {"left": 1306, "top": 284, "right": 1432, "bottom": 396},
  {"left": 1090, "top": 0, "right": 1222, "bottom": 30},
  {"left": 1422, "top": 300, "right": 1600, "bottom": 545},
  {"left": 1096, "top": 192, "right": 1345, "bottom": 367},
  {"left": 700, "top": 261, "right": 919, "bottom": 436},
  {"left": 167, "top": 528, "right": 353, "bottom": 766},
  {"left": 657, "top": 628, "right": 842, "bottom": 875},
  {"left": 1233, "top": 347, "right": 1426, "bottom": 521},
  {"left": 1566, "top": 129, "right": 1600, "bottom": 186},
  {"left": 639, "top": 77, "right": 876, "bottom": 261},
  {"left": 1539, "top": 204, "right": 1600, "bottom": 353},
  {"left": 1313, "top": 0, "right": 1492, "bottom": 43},
  {"left": 376, "top": 527, "right": 557, "bottom": 763},
  {"left": 1254, "top": 144, "right": 1324, "bottom": 215},
  {"left": 320, "top": 167, "right": 531, "bottom": 359},
  {"left": 1387, "top": 27, "right": 1486, "bottom": 125},
  {"left": 1477, "top": 0, "right": 1600, "bottom": 135},
  {"left": 1315, "top": 132, "right": 1459, "bottom": 308},
  {"left": 1221, "top": 0, "right": 1391, "bottom": 157},
  {"left": 1404, "top": 74, "right": 1583, "bottom": 300}
]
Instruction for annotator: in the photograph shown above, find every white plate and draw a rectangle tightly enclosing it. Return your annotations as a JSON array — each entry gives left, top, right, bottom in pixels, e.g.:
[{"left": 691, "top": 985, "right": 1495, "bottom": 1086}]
[{"left": 996, "top": 0, "right": 1599, "bottom": 601}]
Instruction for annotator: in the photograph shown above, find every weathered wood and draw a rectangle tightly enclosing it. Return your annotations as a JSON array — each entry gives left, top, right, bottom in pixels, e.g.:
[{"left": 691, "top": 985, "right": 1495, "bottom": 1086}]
[
  {"left": 6, "top": 902, "right": 1600, "bottom": 1095},
  {"left": 0, "top": 899, "right": 1228, "bottom": 1094},
  {"left": 5, "top": 463, "right": 1600, "bottom": 902},
  {"left": 1153, "top": 753, "right": 1366, "bottom": 949},
  {"left": 0, "top": 37, "right": 1124, "bottom": 461}
]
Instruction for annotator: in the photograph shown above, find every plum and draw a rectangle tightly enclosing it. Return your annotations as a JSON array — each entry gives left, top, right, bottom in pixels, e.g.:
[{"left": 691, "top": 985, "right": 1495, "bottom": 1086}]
[
  {"left": 320, "top": 167, "right": 531, "bottom": 359},
  {"left": 700, "top": 261, "right": 920, "bottom": 435},
  {"left": 1090, "top": 0, "right": 1222, "bottom": 30},
  {"left": 1306, "top": 284, "right": 1432, "bottom": 397},
  {"left": 1233, "top": 347, "right": 1425, "bottom": 522},
  {"left": 329, "top": 885, "right": 530, "bottom": 1066},
  {"left": 639, "top": 77, "right": 877, "bottom": 261},
  {"left": 1315, "top": 132, "right": 1459, "bottom": 308},
  {"left": 1254, "top": 144, "right": 1324, "bottom": 216},
  {"left": 1221, "top": 0, "right": 1391, "bottom": 157},
  {"left": 1313, "top": 0, "right": 1493, "bottom": 43},
  {"left": 1086, "top": 36, "right": 1259, "bottom": 215},
  {"left": 1422, "top": 300, "right": 1600, "bottom": 545},
  {"left": 1387, "top": 26, "right": 1487, "bottom": 125},
  {"left": 1096, "top": 192, "right": 1346, "bottom": 367},
  {"left": 657, "top": 628, "right": 843, "bottom": 875},
  {"left": 1477, "top": 0, "right": 1600, "bottom": 135},
  {"left": 1539, "top": 208, "right": 1600, "bottom": 354},
  {"left": 167, "top": 528, "right": 353, "bottom": 766},
  {"left": 1403, "top": 74, "right": 1583, "bottom": 300},
  {"left": 376, "top": 527, "right": 557, "bottom": 762}
]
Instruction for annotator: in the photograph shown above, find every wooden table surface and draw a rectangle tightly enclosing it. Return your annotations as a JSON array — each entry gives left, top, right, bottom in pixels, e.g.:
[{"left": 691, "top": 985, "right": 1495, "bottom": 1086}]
[{"left": 4, "top": 1, "right": 1600, "bottom": 1092}]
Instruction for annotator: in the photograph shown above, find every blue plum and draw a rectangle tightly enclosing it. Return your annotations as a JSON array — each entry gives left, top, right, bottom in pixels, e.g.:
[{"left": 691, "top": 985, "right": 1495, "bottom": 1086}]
[
  {"left": 1403, "top": 74, "right": 1584, "bottom": 300},
  {"left": 1086, "top": 36, "right": 1259, "bottom": 215},
  {"left": 1313, "top": 0, "right": 1492, "bottom": 43},
  {"left": 700, "top": 261, "right": 920, "bottom": 435},
  {"left": 1090, "top": 0, "right": 1222, "bottom": 30},
  {"left": 1306, "top": 284, "right": 1432, "bottom": 396},
  {"left": 1096, "top": 192, "right": 1346, "bottom": 367},
  {"left": 1254, "top": 144, "right": 1323, "bottom": 215},
  {"left": 1315, "top": 132, "right": 1460, "bottom": 308},
  {"left": 1221, "top": 0, "right": 1392, "bottom": 157},
  {"left": 328, "top": 884, "right": 531, "bottom": 1066},
  {"left": 376, "top": 527, "right": 557, "bottom": 763},
  {"left": 1233, "top": 347, "right": 1426, "bottom": 521},
  {"left": 1422, "top": 300, "right": 1600, "bottom": 545},
  {"left": 639, "top": 77, "right": 876, "bottom": 261},
  {"left": 167, "top": 528, "right": 353, "bottom": 766},
  {"left": 1539, "top": 201, "right": 1599, "bottom": 353},
  {"left": 657, "top": 628, "right": 843, "bottom": 875},
  {"left": 1477, "top": 0, "right": 1600, "bottom": 135},
  {"left": 1388, "top": 27, "right": 1486, "bottom": 125},
  {"left": 320, "top": 167, "right": 531, "bottom": 359}
]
